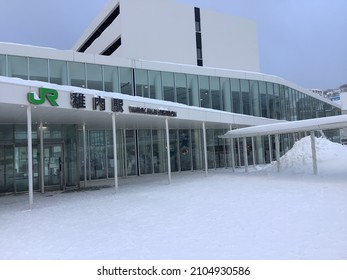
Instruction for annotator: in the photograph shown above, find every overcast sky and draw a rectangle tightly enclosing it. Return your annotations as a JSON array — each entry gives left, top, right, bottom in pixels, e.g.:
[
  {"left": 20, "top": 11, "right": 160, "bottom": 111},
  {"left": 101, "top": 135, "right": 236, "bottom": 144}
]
[{"left": 0, "top": 0, "right": 346, "bottom": 90}]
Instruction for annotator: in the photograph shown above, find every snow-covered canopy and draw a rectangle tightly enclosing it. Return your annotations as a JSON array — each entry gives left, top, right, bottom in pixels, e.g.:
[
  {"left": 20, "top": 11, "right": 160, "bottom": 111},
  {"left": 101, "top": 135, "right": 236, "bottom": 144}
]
[{"left": 221, "top": 115, "right": 347, "bottom": 138}]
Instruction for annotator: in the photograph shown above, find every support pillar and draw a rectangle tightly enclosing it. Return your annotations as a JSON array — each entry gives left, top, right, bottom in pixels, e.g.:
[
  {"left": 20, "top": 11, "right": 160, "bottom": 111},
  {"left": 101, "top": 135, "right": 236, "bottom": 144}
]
[
  {"left": 243, "top": 137, "right": 248, "bottom": 173},
  {"left": 230, "top": 125, "right": 235, "bottom": 172},
  {"left": 268, "top": 135, "right": 273, "bottom": 163},
  {"left": 251, "top": 137, "right": 256, "bottom": 167},
  {"left": 202, "top": 122, "right": 208, "bottom": 176},
  {"left": 27, "top": 106, "right": 33, "bottom": 209},
  {"left": 310, "top": 131, "right": 318, "bottom": 175},
  {"left": 40, "top": 122, "right": 44, "bottom": 194},
  {"left": 83, "top": 124, "right": 87, "bottom": 188},
  {"left": 275, "top": 134, "right": 280, "bottom": 172},
  {"left": 165, "top": 119, "right": 171, "bottom": 184},
  {"left": 112, "top": 113, "right": 119, "bottom": 191}
]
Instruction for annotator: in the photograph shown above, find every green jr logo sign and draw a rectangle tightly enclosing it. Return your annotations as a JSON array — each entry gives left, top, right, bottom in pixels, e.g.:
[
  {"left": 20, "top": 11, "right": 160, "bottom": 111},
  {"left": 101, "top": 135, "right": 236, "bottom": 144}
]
[{"left": 28, "top": 87, "right": 59, "bottom": 106}]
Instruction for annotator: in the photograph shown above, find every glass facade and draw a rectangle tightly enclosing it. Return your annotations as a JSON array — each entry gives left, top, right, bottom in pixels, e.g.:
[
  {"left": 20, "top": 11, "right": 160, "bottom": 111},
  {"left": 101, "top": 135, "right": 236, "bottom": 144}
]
[{"left": 0, "top": 53, "right": 342, "bottom": 194}]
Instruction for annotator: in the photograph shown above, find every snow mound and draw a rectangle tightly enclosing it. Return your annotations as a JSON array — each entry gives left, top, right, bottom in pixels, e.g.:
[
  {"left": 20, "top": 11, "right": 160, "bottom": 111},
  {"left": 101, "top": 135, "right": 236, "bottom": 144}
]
[{"left": 265, "top": 136, "right": 347, "bottom": 174}]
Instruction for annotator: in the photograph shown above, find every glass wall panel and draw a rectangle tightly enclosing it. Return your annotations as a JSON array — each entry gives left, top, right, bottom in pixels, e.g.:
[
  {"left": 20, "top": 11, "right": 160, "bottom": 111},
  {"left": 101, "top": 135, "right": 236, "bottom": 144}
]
[
  {"left": 104, "top": 65, "right": 119, "bottom": 93},
  {"left": 152, "top": 130, "right": 166, "bottom": 173},
  {"left": 149, "top": 70, "right": 162, "bottom": 99},
  {"left": 138, "top": 130, "right": 153, "bottom": 175},
  {"left": 206, "top": 129, "right": 215, "bottom": 169},
  {"left": 43, "top": 125, "right": 63, "bottom": 139},
  {"left": 64, "top": 125, "right": 77, "bottom": 186},
  {"left": 231, "top": 79, "right": 241, "bottom": 114},
  {"left": 279, "top": 85, "right": 286, "bottom": 120},
  {"left": 49, "top": 60, "right": 68, "bottom": 85},
  {"left": 250, "top": 80, "right": 260, "bottom": 117},
  {"left": 169, "top": 130, "right": 179, "bottom": 172},
  {"left": 179, "top": 129, "right": 191, "bottom": 171},
  {"left": 89, "top": 130, "right": 106, "bottom": 180},
  {"left": 273, "top": 84, "right": 280, "bottom": 119},
  {"left": 120, "top": 67, "right": 133, "bottom": 95},
  {"left": 191, "top": 129, "right": 203, "bottom": 170},
  {"left": 267, "top": 82, "right": 274, "bottom": 119},
  {"left": 0, "top": 54, "right": 6, "bottom": 76},
  {"left": 126, "top": 130, "right": 137, "bottom": 176},
  {"left": 69, "top": 61, "right": 86, "bottom": 88},
  {"left": 199, "top": 75, "right": 210, "bottom": 108},
  {"left": 188, "top": 74, "right": 199, "bottom": 107},
  {"left": 259, "top": 81, "right": 268, "bottom": 118},
  {"left": 221, "top": 78, "right": 231, "bottom": 112},
  {"left": 15, "top": 146, "right": 39, "bottom": 192},
  {"left": 8, "top": 55, "right": 28, "bottom": 80},
  {"left": 14, "top": 124, "right": 38, "bottom": 140},
  {"left": 175, "top": 73, "right": 188, "bottom": 105},
  {"left": 214, "top": 129, "right": 226, "bottom": 168},
  {"left": 0, "top": 145, "right": 14, "bottom": 193},
  {"left": 86, "top": 64, "right": 103, "bottom": 90},
  {"left": 284, "top": 87, "right": 290, "bottom": 120},
  {"left": 241, "top": 80, "right": 251, "bottom": 115},
  {"left": 135, "top": 69, "right": 149, "bottom": 97},
  {"left": 106, "top": 131, "right": 114, "bottom": 178},
  {"left": 162, "top": 72, "right": 175, "bottom": 102},
  {"left": 210, "top": 77, "right": 221, "bottom": 110},
  {"left": 0, "top": 125, "right": 13, "bottom": 142},
  {"left": 225, "top": 137, "right": 233, "bottom": 168},
  {"left": 28, "top": 57, "right": 48, "bottom": 82}
]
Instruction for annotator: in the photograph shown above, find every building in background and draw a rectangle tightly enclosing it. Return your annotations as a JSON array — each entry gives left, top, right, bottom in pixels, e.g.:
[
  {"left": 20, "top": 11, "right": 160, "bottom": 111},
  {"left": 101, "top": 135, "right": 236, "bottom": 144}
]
[
  {"left": 73, "top": 0, "right": 260, "bottom": 71},
  {"left": 0, "top": 0, "right": 342, "bottom": 196}
]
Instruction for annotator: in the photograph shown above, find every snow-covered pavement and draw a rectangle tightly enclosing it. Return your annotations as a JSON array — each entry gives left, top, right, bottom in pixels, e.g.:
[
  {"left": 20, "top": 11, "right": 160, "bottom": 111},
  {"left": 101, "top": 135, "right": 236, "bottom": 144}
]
[{"left": 0, "top": 137, "right": 346, "bottom": 260}]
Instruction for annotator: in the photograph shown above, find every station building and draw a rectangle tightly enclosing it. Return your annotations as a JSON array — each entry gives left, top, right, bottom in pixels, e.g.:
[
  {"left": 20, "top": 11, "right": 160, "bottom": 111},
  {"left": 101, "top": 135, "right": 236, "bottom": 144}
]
[{"left": 0, "top": 0, "right": 341, "bottom": 197}]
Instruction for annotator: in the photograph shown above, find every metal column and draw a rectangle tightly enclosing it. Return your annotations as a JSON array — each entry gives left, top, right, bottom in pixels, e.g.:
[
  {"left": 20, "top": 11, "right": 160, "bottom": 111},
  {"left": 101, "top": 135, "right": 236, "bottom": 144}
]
[
  {"left": 202, "top": 122, "right": 208, "bottom": 176},
  {"left": 310, "top": 131, "right": 318, "bottom": 175},
  {"left": 275, "top": 134, "right": 280, "bottom": 172},
  {"left": 112, "top": 113, "right": 119, "bottom": 191},
  {"left": 40, "top": 122, "right": 44, "bottom": 194},
  {"left": 243, "top": 137, "right": 248, "bottom": 173},
  {"left": 27, "top": 106, "right": 33, "bottom": 208},
  {"left": 83, "top": 124, "right": 87, "bottom": 188},
  {"left": 165, "top": 119, "right": 171, "bottom": 184}
]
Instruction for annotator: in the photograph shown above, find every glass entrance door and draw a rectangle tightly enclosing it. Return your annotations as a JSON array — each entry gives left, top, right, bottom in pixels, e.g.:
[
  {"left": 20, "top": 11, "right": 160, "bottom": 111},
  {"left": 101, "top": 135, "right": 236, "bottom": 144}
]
[{"left": 44, "top": 144, "right": 63, "bottom": 187}]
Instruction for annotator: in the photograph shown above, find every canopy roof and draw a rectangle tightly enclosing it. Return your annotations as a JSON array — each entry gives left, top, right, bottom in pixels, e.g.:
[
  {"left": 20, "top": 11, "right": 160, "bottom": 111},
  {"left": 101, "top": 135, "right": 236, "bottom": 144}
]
[{"left": 221, "top": 115, "right": 347, "bottom": 138}]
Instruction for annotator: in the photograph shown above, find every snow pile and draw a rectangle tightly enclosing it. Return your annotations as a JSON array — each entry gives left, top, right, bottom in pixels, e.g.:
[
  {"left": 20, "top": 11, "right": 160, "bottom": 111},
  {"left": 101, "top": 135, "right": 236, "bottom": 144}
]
[{"left": 265, "top": 136, "right": 347, "bottom": 175}]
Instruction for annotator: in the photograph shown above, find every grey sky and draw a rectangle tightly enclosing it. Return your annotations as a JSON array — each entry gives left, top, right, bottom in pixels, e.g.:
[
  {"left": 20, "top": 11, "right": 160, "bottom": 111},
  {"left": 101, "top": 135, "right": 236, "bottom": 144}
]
[{"left": 0, "top": 0, "right": 346, "bottom": 89}]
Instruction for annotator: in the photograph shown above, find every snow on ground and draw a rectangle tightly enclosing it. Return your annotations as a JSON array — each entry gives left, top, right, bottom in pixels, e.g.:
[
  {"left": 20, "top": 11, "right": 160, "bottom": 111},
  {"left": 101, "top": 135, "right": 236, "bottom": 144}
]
[{"left": 0, "top": 137, "right": 346, "bottom": 260}]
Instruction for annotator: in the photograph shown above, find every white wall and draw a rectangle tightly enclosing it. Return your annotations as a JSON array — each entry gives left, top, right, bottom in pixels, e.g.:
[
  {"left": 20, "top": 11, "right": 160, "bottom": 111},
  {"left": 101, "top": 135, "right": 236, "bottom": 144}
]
[
  {"left": 119, "top": 0, "right": 197, "bottom": 65},
  {"left": 201, "top": 9, "right": 260, "bottom": 72}
]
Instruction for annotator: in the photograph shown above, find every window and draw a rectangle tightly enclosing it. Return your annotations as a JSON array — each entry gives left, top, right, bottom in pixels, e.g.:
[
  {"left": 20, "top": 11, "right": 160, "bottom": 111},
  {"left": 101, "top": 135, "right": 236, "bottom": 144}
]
[
  {"left": 199, "top": 75, "right": 210, "bottom": 108},
  {"left": 149, "top": 70, "right": 162, "bottom": 99},
  {"left": 175, "top": 73, "right": 188, "bottom": 105},
  {"left": 194, "top": 7, "right": 203, "bottom": 66},
  {"left": 49, "top": 60, "right": 68, "bottom": 85},
  {"left": 29, "top": 57, "right": 48, "bottom": 82},
  {"left": 162, "top": 72, "right": 175, "bottom": 102},
  {"left": 86, "top": 64, "right": 103, "bottom": 90},
  {"left": 104, "top": 65, "right": 119, "bottom": 93},
  {"left": 241, "top": 80, "right": 251, "bottom": 115},
  {"left": 210, "top": 77, "right": 221, "bottom": 110},
  {"left": 101, "top": 37, "right": 121, "bottom": 56},
  {"left": 8, "top": 56, "right": 28, "bottom": 80},
  {"left": 231, "top": 79, "right": 241, "bottom": 114},
  {"left": 69, "top": 62, "right": 86, "bottom": 88},
  {"left": 135, "top": 69, "right": 149, "bottom": 97},
  {"left": 119, "top": 67, "right": 133, "bottom": 95},
  {"left": 0, "top": 55, "right": 6, "bottom": 76}
]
